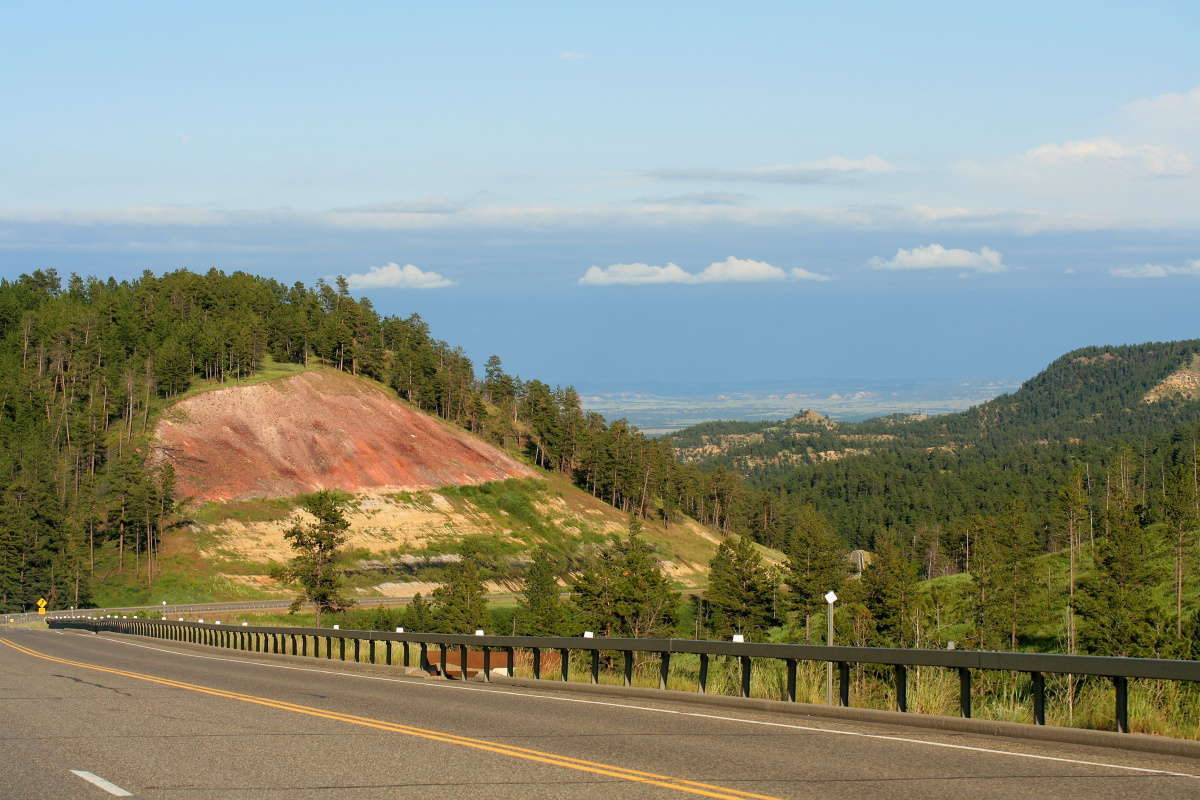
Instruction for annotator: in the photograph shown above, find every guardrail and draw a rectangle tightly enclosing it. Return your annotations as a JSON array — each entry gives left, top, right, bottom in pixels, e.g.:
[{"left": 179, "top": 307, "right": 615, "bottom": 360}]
[{"left": 50, "top": 616, "right": 1200, "bottom": 734}]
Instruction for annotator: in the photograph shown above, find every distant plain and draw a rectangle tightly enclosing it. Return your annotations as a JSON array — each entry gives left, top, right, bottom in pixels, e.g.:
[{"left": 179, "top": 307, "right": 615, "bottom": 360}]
[{"left": 578, "top": 377, "right": 1022, "bottom": 433}]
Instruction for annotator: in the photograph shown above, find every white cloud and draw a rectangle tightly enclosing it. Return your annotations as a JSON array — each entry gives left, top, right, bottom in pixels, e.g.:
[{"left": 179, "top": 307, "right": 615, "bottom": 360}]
[
  {"left": 869, "top": 244, "right": 1007, "bottom": 273},
  {"left": 1110, "top": 260, "right": 1200, "bottom": 279},
  {"left": 1122, "top": 83, "right": 1200, "bottom": 125},
  {"left": 578, "top": 262, "right": 694, "bottom": 285},
  {"left": 693, "top": 256, "right": 788, "bottom": 282},
  {"left": 580, "top": 256, "right": 831, "bottom": 285},
  {"left": 791, "top": 267, "right": 833, "bottom": 282},
  {"left": 1023, "top": 136, "right": 1193, "bottom": 177},
  {"left": 346, "top": 262, "right": 455, "bottom": 289},
  {"left": 648, "top": 155, "right": 895, "bottom": 184}
]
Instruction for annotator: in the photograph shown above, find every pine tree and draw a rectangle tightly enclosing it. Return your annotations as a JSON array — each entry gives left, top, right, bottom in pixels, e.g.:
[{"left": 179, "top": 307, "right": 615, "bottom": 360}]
[
  {"left": 277, "top": 490, "right": 353, "bottom": 626},
  {"left": 1075, "top": 450, "right": 1165, "bottom": 657},
  {"left": 432, "top": 544, "right": 490, "bottom": 633},
  {"left": 518, "top": 545, "right": 564, "bottom": 635},
  {"left": 572, "top": 532, "right": 677, "bottom": 639},
  {"left": 968, "top": 504, "right": 1037, "bottom": 651},
  {"left": 705, "top": 534, "right": 775, "bottom": 639},
  {"left": 784, "top": 505, "right": 848, "bottom": 642},
  {"left": 1165, "top": 463, "right": 1199, "bottom": 639},
  {"left": 862, "top": 533, "right": 920, "bottom": 647},
  {"left": 401, "top": 592, "right": 434, "bottom": 632}
]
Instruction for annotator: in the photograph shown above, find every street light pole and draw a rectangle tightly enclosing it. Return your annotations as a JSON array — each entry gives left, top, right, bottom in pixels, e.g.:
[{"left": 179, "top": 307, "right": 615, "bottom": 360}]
[{"left": 824, "top": 590, "right": 838, "bottom": 705}]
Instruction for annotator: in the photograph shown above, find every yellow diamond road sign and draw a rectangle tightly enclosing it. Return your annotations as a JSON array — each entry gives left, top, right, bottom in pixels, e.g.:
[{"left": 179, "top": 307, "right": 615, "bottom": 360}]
[{"left": 37, "top": 598, "right": 47, "bottom": 614}]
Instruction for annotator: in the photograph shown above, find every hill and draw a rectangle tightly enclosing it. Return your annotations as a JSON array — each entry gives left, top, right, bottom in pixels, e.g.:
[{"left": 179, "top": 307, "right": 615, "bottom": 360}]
[
  {"left": 672, "top": 339, "right": 1200, "bottom": 553},
  {"left": 0, "top": 268, "right": 755, "bottom": 613},
  {"left": 124, "top": 367, "right": 740, "bottom": 606}
]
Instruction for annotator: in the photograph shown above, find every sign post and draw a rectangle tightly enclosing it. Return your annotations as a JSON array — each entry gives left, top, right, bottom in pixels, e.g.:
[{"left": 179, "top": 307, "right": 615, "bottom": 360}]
[{"left": 824, "top": 590, "right": 837, "bottom": 705}]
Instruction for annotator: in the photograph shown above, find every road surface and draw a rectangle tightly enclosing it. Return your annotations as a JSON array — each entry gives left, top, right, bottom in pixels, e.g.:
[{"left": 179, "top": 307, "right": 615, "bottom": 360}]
[{"left": 1, "top": 628, "right": 1198, "bottom": 799}]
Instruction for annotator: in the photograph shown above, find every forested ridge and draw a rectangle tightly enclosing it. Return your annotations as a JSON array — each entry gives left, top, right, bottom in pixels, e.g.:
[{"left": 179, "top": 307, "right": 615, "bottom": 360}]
[{"left": 671, "top": 340, "right": 1200, "bottom": 553}]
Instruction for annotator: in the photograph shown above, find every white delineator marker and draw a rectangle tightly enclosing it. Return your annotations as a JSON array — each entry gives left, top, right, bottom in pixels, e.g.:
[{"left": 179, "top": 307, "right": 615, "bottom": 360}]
[{"left": 825, "top": 590, "right": 838, "bottom": 706}]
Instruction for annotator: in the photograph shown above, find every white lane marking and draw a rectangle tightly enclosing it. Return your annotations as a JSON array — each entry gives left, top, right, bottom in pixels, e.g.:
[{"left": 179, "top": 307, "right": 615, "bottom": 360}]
[
  {"left": 55, "top": 631, "right": 1200, "bottom": 781},
  {"left": 70, "top": 770, "right": 133, "bottom": 796}
]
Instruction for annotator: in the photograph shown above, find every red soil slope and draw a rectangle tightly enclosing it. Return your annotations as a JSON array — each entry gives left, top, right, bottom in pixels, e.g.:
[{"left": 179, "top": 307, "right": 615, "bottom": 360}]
[{"left": 153, "top": 370, "right": 538, "bottom": 502}]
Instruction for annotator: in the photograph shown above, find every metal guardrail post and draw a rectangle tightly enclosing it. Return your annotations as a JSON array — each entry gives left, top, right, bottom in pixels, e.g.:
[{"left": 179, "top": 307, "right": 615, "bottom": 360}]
[
  {"left": 623, "top": 651, "right": 633, "bottom": 686},
  {"left": 785, "top": 659, "right": 797, "bottom": 703},
  {"left": 532, "top": 647, "right": 541, "bottom": 680},
  {"left": 439, "top": 644, "right": 448, "bottom": 677},
  {"left": 460, "top": 644, "right": 469, "bottom": 680},
  {"left": 1031, "top": 671, "right": 1045, "bottom": 725},
  {"left": 1114, "top": 675, "right": 1129, "bottom": 733},
  {"left": 385, "top": 640, "right": 392, "bottom": 666},
  {"left": 369, "top": 640, "right": 376, "bottom": 665},
  {"left": 420, "top": 642, "right": 429, "bottom": 672},
  {"left": 740, "top": 656, "right": 751, "bottom": 698},
  {"left": 698, "top": 653, "right": 709, "bottom": 693},
  {"left": 561, "top": 648, "right": 570, "bottom": 682},
  {"left": 896, "top": 665, "right": 908, "bottom": 712},
  {"left": 482, "top": 647, "right": 491, "bottom": 681},
  {"left": 959, "top": 667, "right": 971, "bottom": 718},
  {"left": 505, "top": 646, "right": 514, "bottom": 677},
  {"left": 839, "top": 662, "right": 850, "bottom": 706},
  {"left": 590, "top": 650, "right": 599, "bottom": 684},
  {"left": 659, "top": 652, "right": 670, "bottom": 691},
  {"left": 353, "top": 639, "right": 360, "bottom": 663}
]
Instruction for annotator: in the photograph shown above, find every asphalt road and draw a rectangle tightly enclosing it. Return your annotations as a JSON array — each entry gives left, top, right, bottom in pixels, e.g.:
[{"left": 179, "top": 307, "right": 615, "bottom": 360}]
[{"left": 2, "top": 629, "right": 1199, "bottom": 799}]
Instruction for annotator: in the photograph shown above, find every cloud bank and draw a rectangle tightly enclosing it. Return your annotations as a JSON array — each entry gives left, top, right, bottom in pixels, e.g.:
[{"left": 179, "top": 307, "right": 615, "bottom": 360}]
[
  {"left": 346, "top": 262, "right": 455, "bottom": 289},
  {"left": 1023, "top": 136, "right": 1193, "bottom": 177},
  {"left": 1110, "top": 260, "right": 1200, "bottom": 279},
  {"left": 580, "top": 256, "right": 831, "bottom": 285},
  {"left": 868, "top": 244, "right": 1007, "bottom": 273}
]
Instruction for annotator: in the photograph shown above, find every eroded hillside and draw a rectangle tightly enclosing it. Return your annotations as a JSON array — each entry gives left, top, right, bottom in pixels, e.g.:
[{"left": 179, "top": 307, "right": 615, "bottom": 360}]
[{"left": 153, "top": 368, "right": 537, "bottom": 502}]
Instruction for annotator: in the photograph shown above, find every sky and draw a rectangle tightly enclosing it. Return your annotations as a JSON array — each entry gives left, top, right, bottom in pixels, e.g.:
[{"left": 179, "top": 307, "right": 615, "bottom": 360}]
[{"left": 2, "top": 2, "right": 1199, "bottom": 389}]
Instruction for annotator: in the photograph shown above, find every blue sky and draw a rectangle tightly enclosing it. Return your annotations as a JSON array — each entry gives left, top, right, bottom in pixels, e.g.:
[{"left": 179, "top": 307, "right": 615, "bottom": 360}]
[{"left": 2, "top": 2, "right": 1199, "bottom": 387}]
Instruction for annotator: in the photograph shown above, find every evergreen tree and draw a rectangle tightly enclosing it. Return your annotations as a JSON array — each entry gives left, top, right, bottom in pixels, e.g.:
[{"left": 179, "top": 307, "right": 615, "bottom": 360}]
[
  {"left": 862, "top": 533, "right": 920, "bottom": 646},
  {"left": 401, "top": 592, "right": 434, "bottom": 632},
  {"left": 432, "top": 544, "right": 490, "bottom": 633},
  {"left": 278, "top": 490, "right": 353, "bottom": 626},
  {"left": 784, "top": 505, "right": 848, "bottom": 642},
  {"left": 1165, "top": 463, "right": 1199, "bottom": 639},
  {"left": 705, "top": 534, "right": 775, "bottom": 639},
  {"left": 572, "top": 531, "right": 677, "bottom": 639},
  {"left": 1075, "top": 451, "right": 1166, "bottom": 657},
  {"left": 517, "top": 545, "right": 564, "bottom": 635},
  {"left": 968, "top": 504, "right": 1038, "bottom": 651}
]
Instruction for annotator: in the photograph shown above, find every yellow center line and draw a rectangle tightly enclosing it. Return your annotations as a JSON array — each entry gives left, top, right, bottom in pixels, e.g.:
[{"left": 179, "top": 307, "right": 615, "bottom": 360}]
[{"left": 1, "top": 636, "right": 785, "bottom": 800}]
